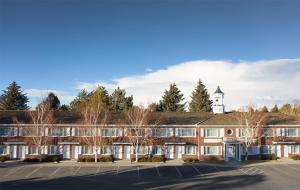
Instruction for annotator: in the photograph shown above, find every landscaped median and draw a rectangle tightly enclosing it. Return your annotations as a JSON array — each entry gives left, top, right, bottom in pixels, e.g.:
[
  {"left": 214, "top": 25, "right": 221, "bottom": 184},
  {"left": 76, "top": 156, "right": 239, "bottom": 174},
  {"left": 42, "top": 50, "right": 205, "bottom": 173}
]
[
  {"left": 130, "top": 154, "right": 166, "bottom": 162},
  {"left": 77, "top": 154, "right": 114, "bottom": 162},
  {"left": 23, "top": 154, "right": 63, "bottom": 163}
]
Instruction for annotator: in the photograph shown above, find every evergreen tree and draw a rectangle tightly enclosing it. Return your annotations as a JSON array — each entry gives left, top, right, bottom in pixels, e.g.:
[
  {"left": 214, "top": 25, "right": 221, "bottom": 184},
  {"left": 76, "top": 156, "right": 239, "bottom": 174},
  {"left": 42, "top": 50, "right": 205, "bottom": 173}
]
[
  {"left": 261, "top": 106, "right": 269, "bottom": 113},
  {"left": 159, "top": 83, "right": 185, "bottom": 112},
  {"left": 0, "top": 81, "right": 29, "bottom": 110},
  {"left": 44, "top": 92, "right": 60, "bottom": 110},
  {"left": 90, "top": 86, "right": 110, "bottom": 106},
  {"left": 59, "top": 104, "right": 70, "bottom": 111},
  {"left": 109, "top": 87, "right": 133, "bottom": 111},
  {"left": 189, "top": 80, "right": 212, "bottom": 112},
  {"left": 70, "top": 90, "right": 90, "bottom": 111},
  {"left": 271, "top": 104, "right": 279, "bottom": 113}
]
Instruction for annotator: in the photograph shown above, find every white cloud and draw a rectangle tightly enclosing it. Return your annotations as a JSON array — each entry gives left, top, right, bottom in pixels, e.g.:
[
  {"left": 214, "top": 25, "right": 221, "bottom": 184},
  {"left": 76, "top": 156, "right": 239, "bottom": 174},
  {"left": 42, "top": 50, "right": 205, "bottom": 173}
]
[
  {"left": 77, "top": 58, "right": 300, "bottom": 111},
  {"left": 25, "top": 89, "right": 75, "bottom": 109}
]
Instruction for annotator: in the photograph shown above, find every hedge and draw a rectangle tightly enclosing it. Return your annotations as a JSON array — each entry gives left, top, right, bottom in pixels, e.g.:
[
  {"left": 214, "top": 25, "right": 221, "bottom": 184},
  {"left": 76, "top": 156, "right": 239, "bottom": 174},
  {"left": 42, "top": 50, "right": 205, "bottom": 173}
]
[
  {"left": 77, "top": 155, "right": 114, "bottom": 162},
  {"left": 290, "top": 154, "right": 300, "bottom": 160},
  {"left": 0, "top": 155, "right": 9, "bottom": 162},
  {"left": 24, "top": 154, "right": 63, "bottom": 162}
]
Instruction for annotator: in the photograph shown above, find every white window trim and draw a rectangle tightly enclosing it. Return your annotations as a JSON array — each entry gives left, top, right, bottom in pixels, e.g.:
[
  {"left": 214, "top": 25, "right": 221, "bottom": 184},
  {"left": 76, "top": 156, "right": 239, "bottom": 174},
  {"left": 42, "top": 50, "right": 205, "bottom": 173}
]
[{"left": 204, "top": 128, "right": 220, "bottom": 138}]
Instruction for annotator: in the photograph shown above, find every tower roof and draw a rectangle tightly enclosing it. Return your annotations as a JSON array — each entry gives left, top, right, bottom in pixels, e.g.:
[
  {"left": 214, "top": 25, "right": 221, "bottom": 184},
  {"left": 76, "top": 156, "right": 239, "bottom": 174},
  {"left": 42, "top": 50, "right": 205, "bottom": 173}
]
[{"left": 214, "top": 86, "right": 224, "bottom": 94}]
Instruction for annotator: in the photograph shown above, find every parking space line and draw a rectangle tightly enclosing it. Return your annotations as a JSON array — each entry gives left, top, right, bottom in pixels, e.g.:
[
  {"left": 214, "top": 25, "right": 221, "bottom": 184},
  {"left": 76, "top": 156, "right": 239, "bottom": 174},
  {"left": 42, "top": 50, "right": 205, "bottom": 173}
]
[
  {"left": 285, "top": 164, "right": 300, "bottom": 172},
  {"left": 49, "top": 167, "right": 62, "bottom": 178},
  {"left": 26, "top": 166, "right": 42, "bottom": 178},
  {"left": 116, "top": 165, "right": 120, "bottom": 176},
  {"left": 192, "top": 165, "right": 202, "bottom": 175},
  {"left": 155, "top": 166, "right": 161, "bottom": 177},
  {"left": 174, "top": 166, "right": 183, "bottom": 177},
  {"left": 95, "top": 165, "right": 101, "bottom": 175},
  {"left": 137, "top": 166, "right": 140, "bottom": 177},
  {"left": 73, "top": 165, "right": 81, "bottom": 176},
  {"left": 4, "top": 165, "right": 25, "bottom": 177},
  {"left": 213, "top": 166, "right": 224, "bottom": 176}
]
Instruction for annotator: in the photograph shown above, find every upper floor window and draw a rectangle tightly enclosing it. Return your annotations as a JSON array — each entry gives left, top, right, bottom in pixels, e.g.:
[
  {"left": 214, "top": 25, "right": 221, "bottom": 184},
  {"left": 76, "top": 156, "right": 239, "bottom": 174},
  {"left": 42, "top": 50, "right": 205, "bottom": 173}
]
[
  {"left": 76, "top": 128, "right": 96, "bottom": 136},
  {"left": 204, "top": 128, "right": 219, "bottom": 138},
  {"left": 263, "top": 128, "right": 275, "bottom": 137},
  {"left": 0, "top": 127, "right": 14, "bottom": 137},
  {"left": 286, "top": 128, "right": 299, "bottom": 137},
  {"left": 153, "top": 128, "right": 173, "bottom": 137},
  {"left": 101, "top": 128, "right": 122, "bottom": 137},
  {"left": 22, "top": 127, "right": 38, "bottom": 136},
  {"left": 175, "top": 128, "right": 195, "bottom": 137},
  {"left": 48, "top": 128, "right": 69, "bottom": 137}
]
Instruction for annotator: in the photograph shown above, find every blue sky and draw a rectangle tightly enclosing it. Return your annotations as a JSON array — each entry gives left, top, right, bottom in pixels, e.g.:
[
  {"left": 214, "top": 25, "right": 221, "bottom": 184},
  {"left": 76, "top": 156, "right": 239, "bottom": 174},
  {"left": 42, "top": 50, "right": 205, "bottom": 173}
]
[{"left": 0, "top": 0, "right": 300, "bottom": 109}]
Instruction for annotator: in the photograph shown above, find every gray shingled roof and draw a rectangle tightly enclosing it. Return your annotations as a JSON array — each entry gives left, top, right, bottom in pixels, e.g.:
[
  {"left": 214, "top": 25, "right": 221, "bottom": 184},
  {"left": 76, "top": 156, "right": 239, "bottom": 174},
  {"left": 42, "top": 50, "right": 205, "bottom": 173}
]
[{"left": 214, "top": 86, "right": 224, "bottom": 94}]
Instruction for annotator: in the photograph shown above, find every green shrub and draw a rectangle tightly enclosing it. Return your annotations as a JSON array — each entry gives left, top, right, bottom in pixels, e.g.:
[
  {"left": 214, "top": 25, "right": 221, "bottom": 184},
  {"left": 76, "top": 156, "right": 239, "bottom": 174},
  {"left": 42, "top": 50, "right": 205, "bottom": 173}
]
[
  {"left": 0, "top": 155, "right": 8, "bottom": 162},
  {"left": 77, "top": 157, "right": 86, "bottom": 162},
  {"left": 99, "top": 156, "right": 113, "bottom": 162},
  {"left": 24, "top": 158, "right": 40, "bottom": 162},
  {"left": 182, "top": 157, "right": 199, "bottom": 163},
  {"left": 291, "top": 154, "right": 300, "bottom": 160},
  {"left": 270, "top": 154, "right": 277, "bottom": 160},
  {"left": 52, "top": 156, "right": 61, "bottom": 163},
  {"left": 130, "top": 155, "right": 151, "bottom": 162},
  {"left": 152, "top": 156, "right": 166, "bottom": 162}
]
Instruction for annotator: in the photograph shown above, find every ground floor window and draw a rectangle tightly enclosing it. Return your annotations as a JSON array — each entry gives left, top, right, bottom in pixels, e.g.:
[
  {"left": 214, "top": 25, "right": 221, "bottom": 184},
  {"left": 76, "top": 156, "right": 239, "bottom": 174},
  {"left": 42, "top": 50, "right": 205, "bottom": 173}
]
[
  {"left": 152, "top": 146, "right": 164, "bottom": 155},
  {"left": 48, "top": 145, "right": 59, "bottom": 155},
  {"left": 185, "top": 145, "right": 196, "bottom": 155},
  {"left": 204, "top": 146, "right": 221, "bottom": 155},
  {"left": 101, "top": 146, "right": 112, "bottom": 155},
  {"left": 132, "top": 146, "right": 148, "bottom": 154},
  {"left": 291, "top": 145, "right": 300, "bottom": 154},
  {"left": 0, "top": 145, "right": 7, "bottom": 154},
  {"left": 29, "top": 146, "right": 39, "bottom": 155},
  {"left": 82, "top": 146, "right": 94, "bottom": 155},
  {"left": 261, "top": 145, "right": 275, "bottom": 154}
]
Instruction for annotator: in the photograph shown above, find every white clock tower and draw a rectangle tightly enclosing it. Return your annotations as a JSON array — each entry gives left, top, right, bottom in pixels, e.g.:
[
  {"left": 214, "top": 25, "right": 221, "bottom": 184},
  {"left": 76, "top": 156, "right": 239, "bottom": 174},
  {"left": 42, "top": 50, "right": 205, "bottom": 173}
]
[{"left": 212, "top": 86, "right": 225, "bottom": 114}]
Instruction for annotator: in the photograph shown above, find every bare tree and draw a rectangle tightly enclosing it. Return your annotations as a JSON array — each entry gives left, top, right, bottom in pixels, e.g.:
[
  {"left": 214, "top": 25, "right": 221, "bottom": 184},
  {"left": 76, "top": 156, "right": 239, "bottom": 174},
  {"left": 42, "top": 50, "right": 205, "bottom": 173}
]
[
  {"left": 235, "top": 104, "right": 268, "bottom": 160},
  {"left": 123, "top": 106, "right": 153, "bottom": 162},
  {"left": 24, "top": 100, "right": 54, "bottom": 161},
  {"left": 79, "top": 94, "right": 109, "bottom": 163}
]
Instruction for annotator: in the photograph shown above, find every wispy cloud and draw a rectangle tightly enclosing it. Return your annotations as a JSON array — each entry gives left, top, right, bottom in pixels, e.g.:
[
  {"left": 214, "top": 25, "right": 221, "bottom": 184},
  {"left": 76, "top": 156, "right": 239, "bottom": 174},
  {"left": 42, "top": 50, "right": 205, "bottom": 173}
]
[{"left": 77, "top": 58, "right": 300, "bottom": 110}]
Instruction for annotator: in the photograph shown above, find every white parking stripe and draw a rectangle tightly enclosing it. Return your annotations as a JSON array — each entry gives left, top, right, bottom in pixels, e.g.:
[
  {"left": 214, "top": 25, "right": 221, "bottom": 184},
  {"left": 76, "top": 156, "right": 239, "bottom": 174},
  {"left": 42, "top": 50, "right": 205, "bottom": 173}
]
[
  {"left": 73, "top": 166, "right": 81, "bottom": 176},
  {"left": 116, "top": 165, "right": 120, "bottom": 176},
  {"left": 175, "top": 166, "right": 183, "bottom": 177},
  {"left": 155, "top": 166, "right": 161, "bottom": 177},
  {"left": 192, "top": 165, "right": 202, "bottom": 175},
  {"left": 4, "top": 166, "right": 25, "bottom": 177},
  {"left": 137, "top": 166, "right": 140, "bottom": 177},
  {"left": 26, "top": 166, "right": 42, "bottom": 178},
  {"left": 213, "top": 166, "right": 224, "bottom": 176},
  {"left": 95, "top": 165, "right": 101, "bottom": 175},
  {"left": 49, "top": 167, "right": 61, "bottom": 178}
]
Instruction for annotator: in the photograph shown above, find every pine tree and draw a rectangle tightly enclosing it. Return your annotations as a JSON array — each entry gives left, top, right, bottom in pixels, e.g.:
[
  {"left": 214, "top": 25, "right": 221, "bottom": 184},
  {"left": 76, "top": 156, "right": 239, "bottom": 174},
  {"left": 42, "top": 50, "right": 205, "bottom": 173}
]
[
  {"left": 109, "top": 87, "right": 133, "bottom": 112},
  {"left": 0, "top": 81, "right": 29, "bottom": 110},
  {"left": 70, "top": 89, "right": 90, "bottom": 111},
  {"left": 38, "top": 92, "right": 60, "bottom": 110},
  {"left": 189, "top": 80, "right": 212, "bottom": 112},
  {"left": 271, "top": 104, "right": 279, "bottom": 113},
  {"left": 159, "top": 83, "right": 185, "bottom": 112},
  {"left": 261, "top": 106, "right": 269, "bottom": 113}
]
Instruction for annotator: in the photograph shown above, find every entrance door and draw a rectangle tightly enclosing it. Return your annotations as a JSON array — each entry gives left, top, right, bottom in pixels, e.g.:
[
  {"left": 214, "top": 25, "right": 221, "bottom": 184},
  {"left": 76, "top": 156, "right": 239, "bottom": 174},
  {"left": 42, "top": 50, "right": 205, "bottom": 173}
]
[
  {"left": 283, "top": 145, "right": 289, "bottom": 157},
  {"left": 175, "top": 146, "right": 184, "bottom": 159},
  {"left": 124, "top": 146, "right": 131, "bottom": 159},
  {"left": 9, "top": 145, "right": 17, "bottom": 159},
  {"left": 165, "top": 145, "right": 174, "bottom": 159},
  {"left": 276, "top": 145, "right": 282, "bottom": 158},
  {"left": 71, "top": 145, "right": 79, "bottom": 159},
  {"left": 113, "top": 146, "right": 122, "bottom": 159},
  {"left": 18, "top": 145, "right": 26, "bottom": 159},
  {"left": 227, "top": 145, "right": 236, "bottom": 160},
  {"left": 63, "top": 145, "right": 70, "bottom": 159}
]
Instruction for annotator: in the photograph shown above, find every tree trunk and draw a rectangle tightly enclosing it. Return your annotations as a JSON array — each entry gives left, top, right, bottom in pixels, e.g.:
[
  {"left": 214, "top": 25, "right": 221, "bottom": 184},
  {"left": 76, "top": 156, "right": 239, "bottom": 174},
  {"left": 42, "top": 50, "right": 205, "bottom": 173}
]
[
  {"left": 135, "top": 145, "right": 139, "bottom": 162},
  {"left": 38, "top": 146, "right": 42, "bottom": 162},
  {"left": 94, "top": 146, "right": 98, "bottom": 163}
]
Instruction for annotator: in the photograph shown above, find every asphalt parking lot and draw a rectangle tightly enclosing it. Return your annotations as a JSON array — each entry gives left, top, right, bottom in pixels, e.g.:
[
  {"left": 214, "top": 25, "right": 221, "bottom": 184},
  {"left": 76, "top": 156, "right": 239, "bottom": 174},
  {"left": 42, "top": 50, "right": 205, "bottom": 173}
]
[{"left": 1, "top": 162, "right": 300, "bottom": 190}]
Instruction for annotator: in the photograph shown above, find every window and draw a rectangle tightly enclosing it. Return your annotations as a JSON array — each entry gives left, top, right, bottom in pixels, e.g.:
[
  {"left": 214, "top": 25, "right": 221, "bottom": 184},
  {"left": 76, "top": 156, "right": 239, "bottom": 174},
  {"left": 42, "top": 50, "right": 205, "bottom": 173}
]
[
  {"left": 101, "top": 128, "right": 122, "bottom": 137},
  {"left": 48, "top": 145, "right": 59, "bottom": 155},
  {"left": 152, "top": 146, "right": 164, "bottom": 155},
  {"left": 101, "top": 146, "right": 112, "bottom": 154},
  {"left": 263, "top": 128, "right": 274, "bottom": 137},
  {"left": 286, "top": 128, "right": 299, "bottom": 137},
  {"left": 185, "top": 145, "right": 196, "bottom": 155},
  {"left": 176, "top": 128, "right": 195, "bottom": 137},
  {"left": 29, "top": 146, "right": 39, "bottom": 155},
  {"left": 261, "top": 145, "right": 275, "bottom": 154},
  {"left": 77, "top": 128, "right": 95, "bottom": 136},
  {"left": 82, "top": 146, "right": 94, "bottom": 154},
  {"left": 204, "top": 146, "right": 220, "bottom": 155},
  {"left": 226, "top": 129, "right": 233, "bottom": 135},
  {"left": 132, "top": 146, "right": 148, "bottom": 154},
  {"left": 205, "top": 128, "right": 219, "bottom": 137},
  {"left": 291, "top": 145, "right": 300, "bottom": 154},
  {"left": 153, "top": 128, "right": 173, "bottom": 137},
  {"left": 48, "top": 128, "right": 68, "bottom": 136},
  {"left": 22, "top": 127, "right": 38, "bottom": 136},
  {"left": 0, "top": 145, "right": 7, "bottom": 154},
  {"left": 0, "top": 128, "right": 14, "bottom": 136}
]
